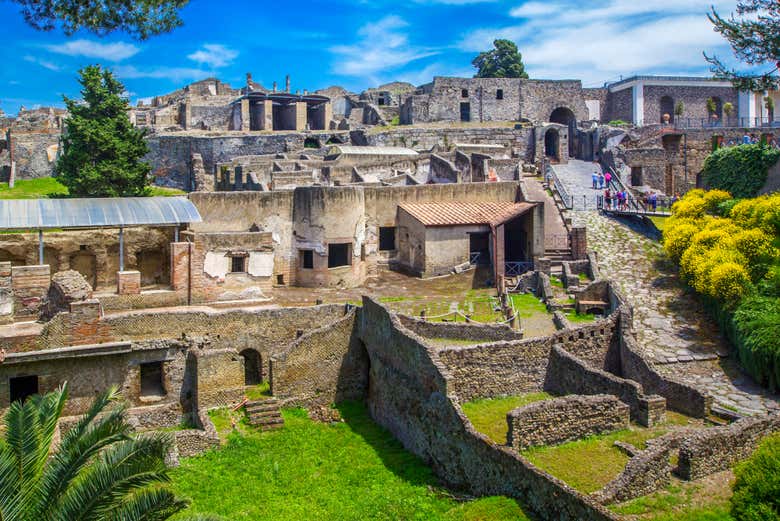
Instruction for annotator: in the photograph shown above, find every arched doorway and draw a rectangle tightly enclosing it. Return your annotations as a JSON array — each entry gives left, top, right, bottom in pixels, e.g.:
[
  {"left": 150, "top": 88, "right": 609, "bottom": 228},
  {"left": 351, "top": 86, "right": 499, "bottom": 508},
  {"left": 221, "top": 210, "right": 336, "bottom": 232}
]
[
  {"left": 660, "top": 96, "right": 675, "bottom": 123},
  {"left": 550, "top": 107, "right": 577, "bottom": 157},
  {"left": 240, "top": 349, "right": 262, "bottom": 385},
  {"left": 544, "top": 128, "right": 560, "bottom": 161}
]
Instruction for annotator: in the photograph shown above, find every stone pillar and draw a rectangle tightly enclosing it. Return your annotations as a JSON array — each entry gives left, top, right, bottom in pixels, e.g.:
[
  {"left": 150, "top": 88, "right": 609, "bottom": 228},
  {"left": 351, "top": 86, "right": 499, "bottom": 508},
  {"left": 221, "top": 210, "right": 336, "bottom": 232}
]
[
  {"left": 170, "top": 242, "right": 191, "bottom": 292},
  {"left": 0, "top": 262, "right": 13, "bottom": 324},
  {"left": 322, "top": 102, "right": 332, "bottom": 130},
  {"left": 117, "top": 270, "right": 141, "bottom": 295},
  {"left": 738, "top": 90, "right": 757, "bottom": 126},
  {"left": 181, "top": 102, "right": 192, "bottom": 130},
  {"left": 234, "top": 166, "right": 243, "bottom": 190},
  {"left": 261, "top": 100, "right": 273, "bottom": 130},
  {"left": 533, "top": 257, "right": 551, "bottom": 275},
  {"left": 632, "top": 82, "right": 645, "bottom": 126},
  {"left": 241, "top": 99, "right": 250, "bottom": 131},
  {"left": 11, "top": 265, "right": 50, "bottom": 320},
  {"left": 638, "top": 395, "right": 667, "bottom": 427},
  {"left": 295, "top": 102, "right": 307, "bottom": 131},
  {"left": 570, "top": 226, "right": 587, "bottom": 260}
]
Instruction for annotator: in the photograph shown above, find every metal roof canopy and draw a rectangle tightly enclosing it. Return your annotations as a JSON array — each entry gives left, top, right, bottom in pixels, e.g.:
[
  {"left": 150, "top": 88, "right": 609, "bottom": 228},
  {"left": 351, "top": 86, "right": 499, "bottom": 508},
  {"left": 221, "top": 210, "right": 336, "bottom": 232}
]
[{"left": 0, "top": 196, "right": 202, "bottom": 231}]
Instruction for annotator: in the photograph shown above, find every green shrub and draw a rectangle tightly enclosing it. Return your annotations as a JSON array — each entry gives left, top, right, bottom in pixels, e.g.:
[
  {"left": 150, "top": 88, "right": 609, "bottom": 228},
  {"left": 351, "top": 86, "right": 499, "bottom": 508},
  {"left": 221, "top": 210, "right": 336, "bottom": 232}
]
[
  {"left": 608, "top": 120, "right": 630, "bottom": 127},
  {"left": 732, "top": 296, "right": 780, "bottom": 391},
  {"left": 701, "top": 144, "right": 780, "bottom": 198},
  {"left": 731, "top": 433, "right": 780, "bottom": 521}
]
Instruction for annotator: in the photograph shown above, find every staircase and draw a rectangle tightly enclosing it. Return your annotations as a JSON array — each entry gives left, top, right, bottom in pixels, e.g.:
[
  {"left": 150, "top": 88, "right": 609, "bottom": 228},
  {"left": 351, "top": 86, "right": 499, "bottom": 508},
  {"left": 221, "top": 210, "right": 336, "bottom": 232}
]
[{"left": 245, "top": 398, "right": 284, "bottom": 431}]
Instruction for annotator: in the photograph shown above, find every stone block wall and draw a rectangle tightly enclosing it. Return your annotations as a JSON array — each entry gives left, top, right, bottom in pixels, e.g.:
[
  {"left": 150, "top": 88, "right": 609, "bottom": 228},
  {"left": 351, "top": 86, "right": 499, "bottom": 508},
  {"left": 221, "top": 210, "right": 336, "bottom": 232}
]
[
  {"left": 190, "top": 348, "right": 244, "bottom": 410},
  {"left": 398, "top": 315, "right": 523, "bottom": 343},
  {"left": 11, "top": 265, "right": 50, "bottom": 320},
  {"left": 594, "top": 442, "right": 673, "bottom": 504},
  {"left": 677, "top": 414, "right": 780, "bottom": 480},
  {"left": 0, "top": 262, "right": 12, "bottom": 324},
  {"left": 117, "top": 270, "right": 141, "bottom": 295},
  {"left": 507, "top": 394, "right": 629, "bottom": 450}
]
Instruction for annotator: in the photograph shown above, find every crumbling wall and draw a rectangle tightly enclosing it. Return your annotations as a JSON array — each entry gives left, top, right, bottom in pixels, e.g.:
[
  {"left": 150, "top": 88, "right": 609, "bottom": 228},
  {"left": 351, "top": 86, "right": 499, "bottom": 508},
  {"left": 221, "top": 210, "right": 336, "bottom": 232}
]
[
  {"left": 507, "top": 394, "right": 629, "bottom": 450},
  {"left": 398, "top": 315, "right": 523, "bottom": 343}
]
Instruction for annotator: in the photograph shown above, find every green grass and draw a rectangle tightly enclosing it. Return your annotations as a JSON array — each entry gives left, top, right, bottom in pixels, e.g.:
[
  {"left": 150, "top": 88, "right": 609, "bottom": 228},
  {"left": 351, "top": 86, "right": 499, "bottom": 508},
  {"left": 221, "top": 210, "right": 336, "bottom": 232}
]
[
  {"left": 245, "top": 382, "right": 272, "bottom": 401},
  {"left": 522, "top": 412, "right": 693, "bottom": 494},
  {"left": 173, "top": 402, "right": 531, "bottom": 521},
  {"left": 612, "top": 480, "right": 734, "bottom": 521},
  {"left": 0, "top": 178, "right": 69, "bottom": 199},
  {"left": 564, "top": 311, "right": 597, "bottom": 323},
  {"left": 549, "top": 275, "right": 564, "bottom": 288},
  {"left": 461, "top": 393, "right": 552, "bottom": 444},
  {"left": 0, "top": 178, "right": 185, "bottom": 199},
  {"left": 648, "top": 216, "right": 669, "bottom": 232},
  {"left": 578, "top": 272, "right": 590, "bottom": 281},
  {"left": 509, "top": 293, "right": 549, "bottom": 319}
]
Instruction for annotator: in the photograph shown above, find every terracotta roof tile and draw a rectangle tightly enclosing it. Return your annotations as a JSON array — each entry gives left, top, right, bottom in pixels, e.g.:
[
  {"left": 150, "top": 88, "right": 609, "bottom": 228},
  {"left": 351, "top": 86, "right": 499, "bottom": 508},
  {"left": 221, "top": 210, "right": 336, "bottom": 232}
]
[{"left": 399, "top": 201, "right": 535, "bottom": 227}]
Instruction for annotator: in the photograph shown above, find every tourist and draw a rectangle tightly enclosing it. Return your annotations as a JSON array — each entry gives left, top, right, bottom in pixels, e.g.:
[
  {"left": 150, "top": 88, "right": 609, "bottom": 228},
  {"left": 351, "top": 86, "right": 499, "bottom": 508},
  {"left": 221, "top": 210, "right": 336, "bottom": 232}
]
[
  {"left": 604, "top": 188, "right": 611, "bottom": 209},
  {"left": 592, "top": 170, "right": 599, "bottom": 189},
  {"left": 604, "top": 170, "right": 612, "bottom": 187},
  {"left": 750, "top": 134, "right": 759, "bottom": 144},
  {"left": 598, "top": 172, "right": 605, "bottom": 189},
  {"left": 649, "top": 192, "right": 658, "bottom": 212},
  {"left": 742, "top": 132, "right": 751, "bottom": 144}
]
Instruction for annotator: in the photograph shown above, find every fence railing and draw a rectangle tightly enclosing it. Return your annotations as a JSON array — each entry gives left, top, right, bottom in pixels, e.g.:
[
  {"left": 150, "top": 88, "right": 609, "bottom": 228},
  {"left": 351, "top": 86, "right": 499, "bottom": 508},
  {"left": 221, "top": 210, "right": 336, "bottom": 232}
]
[
  {"left": 504, "top": 261, "right": 534, "bottom": 277},
  {"left": 597, "top": 194, "right": 674, "bottom": 215},
  {"left": 672, "top": 117, "right": 780, "bottom": 130},
  {"left": 546, "top": 161, "right": 573, "bottom": 209}
]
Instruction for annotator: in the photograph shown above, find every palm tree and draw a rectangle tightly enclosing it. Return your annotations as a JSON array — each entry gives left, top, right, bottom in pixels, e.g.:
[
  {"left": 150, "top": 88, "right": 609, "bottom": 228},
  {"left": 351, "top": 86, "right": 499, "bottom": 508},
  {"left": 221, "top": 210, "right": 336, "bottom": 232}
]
[{"left": 0, "top": 383, "right": 220, "bottom": 521}]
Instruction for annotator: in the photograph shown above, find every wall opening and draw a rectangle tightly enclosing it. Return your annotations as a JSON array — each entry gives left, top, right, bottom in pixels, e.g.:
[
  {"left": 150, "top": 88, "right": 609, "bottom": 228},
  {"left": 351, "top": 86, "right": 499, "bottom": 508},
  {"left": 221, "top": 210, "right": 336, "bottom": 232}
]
[
  {"left": 300, "top": 249, "right": 314, "bottom": 269},
  {"left": 379, "top": 227, "right": 396, "bottom": 251},
  {"left": 660, "top": 96, "right": 675, "bottom": 123},
  {"left": 504, "top": 216, "right": 529, "bottom": 262},
  {"left": 240, "top": 349, "right": 262, "bottom": 385},
  {"left": 0, "top": 249, "right": 26, "bottom": 267},
  {"left": 710, "top": 96, "right": 723, "bottom": 120},
  {"left": 544, "top": 128, "right": 560, "bottom": 161},
  {"left": 631, "top": 167, "right": 643, "bottom": 187},
  {"left": 328, "top": 243, "right": 351, "bottom": 268},
  {"left": 136, "top": 249, "right": 169, "bottom": 286},
  {"left": 469, "top": 232, "right": 491, "bottom": 265},
  {"left": 496, "top": 89, "right": 504, "bottom": 100},
  {"left": 304, "top": 137, "right": 321, "bottom": 149},
  {"left": 276, "top": 274, "right": 285, "bottom": 285},
  {"left": 272, "top": 103, "right": 297, "bottom": 131},
  {"left": 43, "top": 247, "right": 60, "bottom": 273},
  {"left": 461, "top": 89, "right": 469, "bottom": 98},
  {"left": 140, "top": 362, "right": 166, "bottom": 397},
  {"left": 230, "top": 255, "right": 246, "bottom": 273},
  {"left": 550, "top": 107, "right": 576, "bottom": 157},
  {"left": 9, "top": 375, "right": 38, "bottom": 403},
  {"left": 306, "top": 104, "right": 327, "bottom": 130},
  {"left": 460, "top": 102, "right": 471, "bottom": 122},
  {"left": 69, "top": 250, "right": 97, "bottom": 289}
]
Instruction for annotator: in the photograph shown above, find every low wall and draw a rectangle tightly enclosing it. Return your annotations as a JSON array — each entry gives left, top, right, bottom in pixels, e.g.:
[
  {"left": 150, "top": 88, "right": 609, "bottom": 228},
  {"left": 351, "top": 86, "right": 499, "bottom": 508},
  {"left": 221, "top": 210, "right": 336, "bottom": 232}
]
[
  {"left": 438, "top": 315, "right": 618, "bottom": 401},
  {"left": 270, "top": 309, "right": 367, "bottom": 407},
  {"left": 594, "top": 443, "right": 672, "bottom": 504},
  {"left": 398, "top": 315, "right": 523, "bottom": 343},
  {"left": 677, "top": 414, "right": 780, "bottom": 480},
  {"left": 170, "top": 408, "right": 220, "bottom": 465},
  {"left": 508, "top": 394, "right": 629, "bottom": 450}
]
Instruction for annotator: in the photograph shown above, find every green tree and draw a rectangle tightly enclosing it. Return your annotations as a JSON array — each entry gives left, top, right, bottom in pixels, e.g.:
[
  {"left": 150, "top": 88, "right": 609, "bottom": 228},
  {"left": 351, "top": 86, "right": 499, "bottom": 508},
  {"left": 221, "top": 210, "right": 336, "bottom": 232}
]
[
  {"left": 57, "top": 65, "right": 151, "bottom": 197},
  {"left": 10, "top": 0, "right": 188, "bottom": 39},
  {"left": 705, "top": 0, "right": 780, "bottom": 91},
  {"left": 472, "top": 39, "right": 529, "bottom": 79},
  {"left": 0, "top": 383, "right": 219, "bottom": 520}
]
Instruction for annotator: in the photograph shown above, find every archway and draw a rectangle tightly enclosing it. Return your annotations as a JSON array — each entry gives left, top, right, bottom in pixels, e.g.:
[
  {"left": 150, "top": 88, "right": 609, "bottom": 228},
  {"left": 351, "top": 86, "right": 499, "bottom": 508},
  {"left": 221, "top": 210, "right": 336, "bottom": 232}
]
[
  {"left": 239, "top": 349, "right": 262, "bottom": 386},
  {"left": 550, "top": 107, "right": 576, "bottom": 157},
  {"left": 69, "top": 250, "right": 97, "bottom": 289},
  {"left": 660, "top": 96, "right": 675, "bottom": 123},
  {"left": 544, "top": 128, "right": 560, "bottom": 161}
]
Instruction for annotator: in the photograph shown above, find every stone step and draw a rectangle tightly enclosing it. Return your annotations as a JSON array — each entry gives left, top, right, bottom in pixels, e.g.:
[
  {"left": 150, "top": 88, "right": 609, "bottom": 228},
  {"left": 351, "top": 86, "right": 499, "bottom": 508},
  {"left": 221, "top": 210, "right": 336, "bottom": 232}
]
[
  {"left": 248, "top": 409, "right": 282, "bottom": 419},
  {"left": 249, "top": 416, "right": 284, "bottom": 428},
  {"left": 710, "top": 404, "right": 743, "bottom": 422},
  {"left": 246, "top": 403, "right": 280, "bottom": 413}
]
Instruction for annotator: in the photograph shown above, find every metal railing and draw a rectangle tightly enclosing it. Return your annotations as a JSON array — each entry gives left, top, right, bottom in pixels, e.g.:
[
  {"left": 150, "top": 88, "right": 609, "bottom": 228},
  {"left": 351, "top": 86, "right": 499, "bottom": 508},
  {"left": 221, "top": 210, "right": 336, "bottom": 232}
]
[
  {"left": 597, "top": 195, "right": 674, "bottom": 215},
  {"left": 673, "top": 117, "right": 780, "bottom": 130},
  {"left": 504, "top": 261, "right": 534, "bottom": 277},
  {"left": 546, "top": 161, "right": 573, "bottom": 209},
  {"left": 469, "top": 252, "right": 487, "bottom": 265}
]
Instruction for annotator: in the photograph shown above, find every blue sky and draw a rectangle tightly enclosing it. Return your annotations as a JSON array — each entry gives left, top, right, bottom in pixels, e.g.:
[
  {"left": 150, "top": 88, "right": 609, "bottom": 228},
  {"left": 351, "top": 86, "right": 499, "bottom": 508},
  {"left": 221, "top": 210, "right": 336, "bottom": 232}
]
[{"left": 0, "top": 0, "right": 741, "bottom": 115}]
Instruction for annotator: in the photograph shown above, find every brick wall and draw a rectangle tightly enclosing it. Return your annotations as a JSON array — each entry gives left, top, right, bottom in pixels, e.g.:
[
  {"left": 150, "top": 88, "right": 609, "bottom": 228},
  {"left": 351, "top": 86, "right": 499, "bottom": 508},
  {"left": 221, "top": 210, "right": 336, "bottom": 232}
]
[{"left": 11, "top": 265, "right": 50, "bottom": 319}]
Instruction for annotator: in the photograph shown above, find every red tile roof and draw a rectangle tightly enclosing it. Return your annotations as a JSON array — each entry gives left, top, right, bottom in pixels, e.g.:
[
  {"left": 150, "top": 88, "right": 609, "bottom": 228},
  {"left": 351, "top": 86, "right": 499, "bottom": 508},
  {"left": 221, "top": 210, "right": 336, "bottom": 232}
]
[{"left": 398, "top": 201, "right": 536, "bottom": 227}]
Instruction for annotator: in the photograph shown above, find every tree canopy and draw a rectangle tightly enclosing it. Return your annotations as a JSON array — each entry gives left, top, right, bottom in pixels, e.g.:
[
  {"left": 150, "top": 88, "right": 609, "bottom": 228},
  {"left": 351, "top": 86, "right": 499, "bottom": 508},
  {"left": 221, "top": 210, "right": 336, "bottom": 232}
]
[
  {"left": 705, "top": 0, "right": 780, "bottom": 91},
  {"left": 11, "top": 0, "right": 188, "bottom": 39},
  {"left": 56, "top": 65, "right": 152, "bottom": 197},
  {"left": 472, "top": 39, "right": 529, "bottom": 79}
]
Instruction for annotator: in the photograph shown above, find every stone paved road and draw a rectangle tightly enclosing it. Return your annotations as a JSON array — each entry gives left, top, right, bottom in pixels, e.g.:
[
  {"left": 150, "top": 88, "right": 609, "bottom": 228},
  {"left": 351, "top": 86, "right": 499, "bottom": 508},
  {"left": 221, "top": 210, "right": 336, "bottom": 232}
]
[{"left": 555, "top": 160, "right": 779, "bottom": 416}]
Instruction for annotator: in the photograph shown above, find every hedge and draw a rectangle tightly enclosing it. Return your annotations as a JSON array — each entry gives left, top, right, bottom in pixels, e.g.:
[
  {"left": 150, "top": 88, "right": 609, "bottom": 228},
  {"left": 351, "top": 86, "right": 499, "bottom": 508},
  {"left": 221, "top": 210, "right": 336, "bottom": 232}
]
[
  {"left": 701, "top": 144, "right": 780, "bottom": 198},
  {"left": 731, "top": 433, "right": 780, "bottom": 521}
]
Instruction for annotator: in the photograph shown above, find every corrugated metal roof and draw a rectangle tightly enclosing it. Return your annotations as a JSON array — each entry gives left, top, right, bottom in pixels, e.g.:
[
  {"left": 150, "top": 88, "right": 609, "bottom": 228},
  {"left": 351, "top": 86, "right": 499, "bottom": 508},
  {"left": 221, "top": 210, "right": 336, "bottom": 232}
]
[
  {"left": 0, "top": 197, "right": 202, "bottom": 230},
  {"left": 328, "top": 145, "right": 419, "bottom": 157},
  {"left": 399, "top": 201, "right": 535, "bottom": 227}
]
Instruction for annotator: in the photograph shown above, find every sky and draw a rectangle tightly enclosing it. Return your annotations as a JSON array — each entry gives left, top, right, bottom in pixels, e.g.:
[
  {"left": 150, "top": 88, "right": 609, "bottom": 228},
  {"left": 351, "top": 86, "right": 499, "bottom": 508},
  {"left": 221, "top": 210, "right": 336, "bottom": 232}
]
[{"left": 0, "top": 0, "right": 744, "bottom": 115}]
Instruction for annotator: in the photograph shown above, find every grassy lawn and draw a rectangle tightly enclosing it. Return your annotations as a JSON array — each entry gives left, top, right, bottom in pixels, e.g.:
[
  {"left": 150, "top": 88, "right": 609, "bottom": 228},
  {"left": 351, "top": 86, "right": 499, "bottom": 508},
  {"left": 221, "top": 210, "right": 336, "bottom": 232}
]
[
  {"left": 172, "top": 402, "right": 531, "bottom": 521},
  {"left": 549, "top": 275, "right": 564, "bottom": 288},
  {"left": 388, "top": 290, "right": 505, "bottom": 324},
  {"left": 522, "top": 412, "right": 695, "bottom": 494},
  {"left": 648, "top": 216, "right": 669, "bottom": 233},
  {"left": 611, "top": 473, "right": 734, "bottom": 521},
  {"left": 563, "top": 310, "right": 597, "bottom": 323},
  {"left": 509, "top": 293, "right": 549, "bottom": 319},
  {"left": 0, "top": 178, "right": 185, "bottom": 199},
  {"left": 244, "top": 382, "right": 272, "bottom": 401},
  {"left": 461, "top": 393, "right": 552, "bottom": 444}
]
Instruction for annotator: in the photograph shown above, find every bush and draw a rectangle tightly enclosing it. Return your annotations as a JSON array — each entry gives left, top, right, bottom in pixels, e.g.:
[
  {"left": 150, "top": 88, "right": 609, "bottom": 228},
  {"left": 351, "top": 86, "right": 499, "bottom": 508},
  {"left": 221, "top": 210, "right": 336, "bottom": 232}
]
[
  {"left": 701, "top": 144, "right": 780, "bottom": 198},
  {"left": 732, "top": 296, "right": 780, "bottom": 391},
  {"left": 731, "top": 433, "right": 780, "bottom": 520}
]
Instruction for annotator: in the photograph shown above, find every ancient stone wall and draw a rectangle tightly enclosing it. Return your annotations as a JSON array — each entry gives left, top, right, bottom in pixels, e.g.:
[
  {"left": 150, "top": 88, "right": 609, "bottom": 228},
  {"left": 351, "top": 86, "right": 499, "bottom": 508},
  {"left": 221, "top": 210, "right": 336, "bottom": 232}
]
[
  {"left": 643, "top": 85, "right": 738, "bottom": 126},
  {"left": 507, "top": 394, "right": 629, "bottom": 450},
  {"left": 0, "top": 132, "right": 61, "bottom": 180},
  {"left": 520, "top": 80, "right": 590, "bottom": 123},
  {"left": 604, "top": 89, "right": 633, "bottom": 123},
  {"left": 398, "top": 315, "right": 523, "bottom": 343},
  {"left": 677, "top": 414, "right": 780, "bottom": 480},
  {"left": 271, "top": 310, "right": 368, "bottom": 406},
  {"left": 10, "top": 265, "right": 50, "bottom": 320},
  {"left": 595, "top": 442, "right": 673, "bottom": 504}
]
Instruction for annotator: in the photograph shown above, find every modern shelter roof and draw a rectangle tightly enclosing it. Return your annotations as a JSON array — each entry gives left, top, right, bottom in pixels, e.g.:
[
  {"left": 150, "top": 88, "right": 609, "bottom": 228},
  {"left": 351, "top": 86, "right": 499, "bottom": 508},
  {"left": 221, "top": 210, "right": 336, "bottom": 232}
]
[
  {"left": 328, "top": 145, "right": 419, "bottom": 157},
  {"left": 0, "top": 196, "right": 201, "bottom": 231},
  {"left": 399, "top": 201, "right": 535, "bottom": 227}
]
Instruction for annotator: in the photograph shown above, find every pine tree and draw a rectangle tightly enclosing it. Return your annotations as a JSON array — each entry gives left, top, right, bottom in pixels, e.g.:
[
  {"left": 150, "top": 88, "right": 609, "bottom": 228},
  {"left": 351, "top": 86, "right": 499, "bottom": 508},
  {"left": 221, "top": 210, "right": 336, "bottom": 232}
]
[
  {"left": 472, "top": 39, "right": 529, "bottom": 79},
  {"left": 57, "top": 65, "right": 151, "bottom": 197},
  {"left": 705, "top": 0, "right": 780, "bottom": 91}
]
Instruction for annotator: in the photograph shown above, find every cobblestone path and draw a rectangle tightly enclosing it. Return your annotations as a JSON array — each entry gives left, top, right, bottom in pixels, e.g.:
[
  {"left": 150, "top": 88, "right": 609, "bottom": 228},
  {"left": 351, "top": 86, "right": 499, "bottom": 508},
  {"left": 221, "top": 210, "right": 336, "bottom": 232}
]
[{"left": 553, "top": 161, "right": 779, "bottom": 416}]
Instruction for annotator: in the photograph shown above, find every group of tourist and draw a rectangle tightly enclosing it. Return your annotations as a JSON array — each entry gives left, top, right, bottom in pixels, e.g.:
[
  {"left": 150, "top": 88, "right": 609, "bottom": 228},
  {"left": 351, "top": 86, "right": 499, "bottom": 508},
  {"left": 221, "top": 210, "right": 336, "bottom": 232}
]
[
  {"left": 721, "top": 133, "right": 779, "bottom": 148},
  {"left": 591, "top": 169, "right": 612, "bottom": 190},
  {"left": 602, "top": 188, "right": 630, "bottom": 210}
]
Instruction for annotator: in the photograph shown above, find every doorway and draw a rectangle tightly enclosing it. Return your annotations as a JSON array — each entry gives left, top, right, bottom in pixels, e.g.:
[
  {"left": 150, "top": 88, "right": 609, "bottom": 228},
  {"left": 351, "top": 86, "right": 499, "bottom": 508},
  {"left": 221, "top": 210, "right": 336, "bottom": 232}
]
[
  {"left": 460, "top": 102, "right": 471, "bottom": 122},
  {"left": 240, "top": 349, "right": 262, "bottom": 385}
]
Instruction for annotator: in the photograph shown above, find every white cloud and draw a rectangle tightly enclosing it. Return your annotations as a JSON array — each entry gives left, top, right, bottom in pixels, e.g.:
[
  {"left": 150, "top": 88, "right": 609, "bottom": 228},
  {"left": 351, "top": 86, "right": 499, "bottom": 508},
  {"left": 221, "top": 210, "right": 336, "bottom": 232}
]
[
  {"left": 23, "top": 55, "right": 61, "bottom": 71},
  {"left": 112, "top": 65, "right": 212, "bottom": 83},
  {"left": 187, "top": 44, "right": 238, "bottom": 69},
  {"left": 45, "top": 39, "right": 139, "bottom": 61},
  {"left": 459, "top": 0, "right": 736, "bottom": 84},
  {"left": 331, "top": 16, "right": 439, "bottom": 78}
]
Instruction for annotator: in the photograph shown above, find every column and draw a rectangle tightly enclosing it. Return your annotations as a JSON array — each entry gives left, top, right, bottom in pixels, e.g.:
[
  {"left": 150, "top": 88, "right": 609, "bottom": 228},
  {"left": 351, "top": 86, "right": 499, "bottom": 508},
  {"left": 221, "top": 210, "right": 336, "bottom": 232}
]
[
  {"left": 241, "top": 98, "right": 250, "bottom": 131},
  {"left": 632, "top": 82, "right": 645, "bottom": 127}
]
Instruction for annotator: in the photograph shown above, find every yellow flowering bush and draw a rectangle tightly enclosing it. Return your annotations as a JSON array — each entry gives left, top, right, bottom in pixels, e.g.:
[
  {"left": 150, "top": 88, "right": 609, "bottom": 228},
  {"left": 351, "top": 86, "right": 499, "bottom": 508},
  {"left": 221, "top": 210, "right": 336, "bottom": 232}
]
[
  {"left": 702, "top": 189, "right": 732, "bottom": 212},
  {"left": 709, "top": 262, "right": 752, "bottom": 303},
  {"left": 731, "top": 193, "right": 780, "bottom": 235},
  {"left": 662, "top": 220, "right": 700, "bottom": 262}
]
